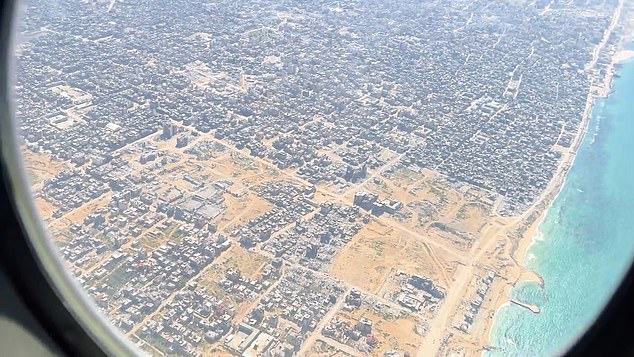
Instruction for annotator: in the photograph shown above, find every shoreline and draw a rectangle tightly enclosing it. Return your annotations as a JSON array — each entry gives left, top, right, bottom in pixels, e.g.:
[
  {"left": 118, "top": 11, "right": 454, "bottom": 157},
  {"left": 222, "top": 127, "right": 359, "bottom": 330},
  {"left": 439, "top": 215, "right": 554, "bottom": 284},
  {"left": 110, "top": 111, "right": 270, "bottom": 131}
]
[
  {"left": 480, "top": 2, "right": 631, "bottom": 352},
  {"left": 612, "top": 49, "right": 634, "bottom": 65}
]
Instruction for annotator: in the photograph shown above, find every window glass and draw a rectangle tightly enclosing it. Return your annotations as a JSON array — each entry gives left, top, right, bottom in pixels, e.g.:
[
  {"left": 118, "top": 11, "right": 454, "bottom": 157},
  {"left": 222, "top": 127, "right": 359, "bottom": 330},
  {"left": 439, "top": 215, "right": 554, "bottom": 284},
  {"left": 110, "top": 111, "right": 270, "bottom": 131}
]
[{"left": 15, "top": 0, "right": 634, "bottom": 356}]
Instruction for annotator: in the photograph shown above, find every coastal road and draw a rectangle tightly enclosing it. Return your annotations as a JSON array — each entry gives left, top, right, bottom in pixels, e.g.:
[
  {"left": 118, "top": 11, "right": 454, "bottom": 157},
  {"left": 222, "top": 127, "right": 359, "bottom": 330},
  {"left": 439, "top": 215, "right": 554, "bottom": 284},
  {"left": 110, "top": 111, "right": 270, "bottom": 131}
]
[
  {"left": 417, "top": 263, "right": 472, "bottom": 357},
  {"left": 417, "top": 220, "right": 507, "bottom": 357}
]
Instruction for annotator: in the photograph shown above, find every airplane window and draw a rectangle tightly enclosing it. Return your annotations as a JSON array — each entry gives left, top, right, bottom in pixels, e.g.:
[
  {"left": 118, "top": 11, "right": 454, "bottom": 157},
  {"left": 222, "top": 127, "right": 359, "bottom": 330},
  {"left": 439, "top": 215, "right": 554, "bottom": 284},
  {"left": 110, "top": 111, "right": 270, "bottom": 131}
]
[{"left": 12, "top": 0, "right": 634, "bottom": 356}]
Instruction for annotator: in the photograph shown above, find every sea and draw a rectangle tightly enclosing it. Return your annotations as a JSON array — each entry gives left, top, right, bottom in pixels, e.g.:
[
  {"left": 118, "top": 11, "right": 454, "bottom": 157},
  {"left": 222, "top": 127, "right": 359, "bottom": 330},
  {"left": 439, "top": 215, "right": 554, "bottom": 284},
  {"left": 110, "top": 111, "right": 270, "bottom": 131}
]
[{"left": 486, "top": 56, "right": 634, "bottom": 357}]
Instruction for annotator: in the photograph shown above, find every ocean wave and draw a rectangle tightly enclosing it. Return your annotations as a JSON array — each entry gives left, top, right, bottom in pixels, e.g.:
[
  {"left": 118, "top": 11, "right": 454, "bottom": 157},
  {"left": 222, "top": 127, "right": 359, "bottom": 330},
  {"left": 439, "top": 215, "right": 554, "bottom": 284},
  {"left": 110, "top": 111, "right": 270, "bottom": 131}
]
[{"left": 534, "top": 232, "right": 546, "bottom": 242}]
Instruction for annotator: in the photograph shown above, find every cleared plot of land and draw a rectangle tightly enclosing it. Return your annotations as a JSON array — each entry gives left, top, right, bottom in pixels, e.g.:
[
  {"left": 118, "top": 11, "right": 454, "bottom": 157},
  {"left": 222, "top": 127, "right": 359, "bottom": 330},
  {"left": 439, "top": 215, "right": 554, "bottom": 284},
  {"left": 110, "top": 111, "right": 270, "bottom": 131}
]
[
  {"left": 60, "top": 193, "right": 112, "bottom": 224},
  {"left": 451, "top": 202, "right": 491, "bottom": 235},
  {"left": 313, "top": 189, "right": 337, "bottom": 204},
  {"left": 361, "top": 172, "right": 464, "bottom": 229},
  {"left": 217, "top": 193, "right": 274, "bottom": 232},
  {"left": 22, "top": 149, "right": 67, "bottom": 186},
  {"left": 428, "top": 222, "right": 476, "bottom": 251},
  {"left": 359, "top": 172, "right": 497, "bottom": 253},
  {"left": 337, "top": 307, "right": 424, "bottom": 356},
  {"left": 330, "top": 220, "right": 450, "bottom": 294}
]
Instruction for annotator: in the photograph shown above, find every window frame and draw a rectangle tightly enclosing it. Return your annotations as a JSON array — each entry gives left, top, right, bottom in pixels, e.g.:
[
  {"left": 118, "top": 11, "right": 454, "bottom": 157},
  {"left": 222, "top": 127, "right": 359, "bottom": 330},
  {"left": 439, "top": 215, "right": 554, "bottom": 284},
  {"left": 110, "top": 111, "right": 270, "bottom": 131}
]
[
  {"left": 0, "top": 0, "right": 632, "bottom": 356},
  {"left": 0, "top": 0, "right": 139, "bottom": 355}
]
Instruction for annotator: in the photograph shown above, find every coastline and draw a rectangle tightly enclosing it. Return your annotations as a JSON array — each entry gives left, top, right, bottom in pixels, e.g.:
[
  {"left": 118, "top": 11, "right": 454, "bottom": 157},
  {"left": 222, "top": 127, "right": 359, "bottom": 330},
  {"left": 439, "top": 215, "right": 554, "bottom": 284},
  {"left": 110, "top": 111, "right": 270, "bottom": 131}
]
[
  {"left": 509, "top": 13, "right": 634, "bottom": 282},
  {"left": 612, "top": 49, "right": 634, "bottom": 66},
  {"left": 480, "top": 3, "right": 632, "bottom": 352},
  {"left": 510, "top": 0, "right": 631, "bottom": 273},
  {"left": 478, "top": 102, "right": 591, "bottom": 354}
]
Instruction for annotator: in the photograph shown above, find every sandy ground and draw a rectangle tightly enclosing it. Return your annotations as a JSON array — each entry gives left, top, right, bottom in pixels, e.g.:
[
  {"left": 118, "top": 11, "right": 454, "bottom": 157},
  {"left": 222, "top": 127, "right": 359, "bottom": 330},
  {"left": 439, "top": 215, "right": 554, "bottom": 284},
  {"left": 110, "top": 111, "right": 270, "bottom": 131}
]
[
  {"left": 613, "top": 49, "right": 634, "bottom": 63},
  {"left": 33, "top": 197, "right": 56, "bottom": 221},
  {"left": 216, "top": 193, "right": 274, "bottom": 232},
  {"left": 330, "top": 220, "right": 453, "bottom": 295},
  {"left": 332, "top": 306, "right": 424, "bottom": 356},
  {"left": 21, "top": 148, "right": 67, "bottom": 186},
  {"left": 451, "top": 203, "right": 490, "bottom": 235}
]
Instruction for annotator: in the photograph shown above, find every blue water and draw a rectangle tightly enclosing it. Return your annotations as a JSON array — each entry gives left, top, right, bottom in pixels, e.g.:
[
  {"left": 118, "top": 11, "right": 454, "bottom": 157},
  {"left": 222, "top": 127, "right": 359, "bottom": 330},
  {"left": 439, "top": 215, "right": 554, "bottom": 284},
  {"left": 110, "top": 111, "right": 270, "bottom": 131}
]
[{"left": 487, "top": 59, "right": 634, "bottom": 356}]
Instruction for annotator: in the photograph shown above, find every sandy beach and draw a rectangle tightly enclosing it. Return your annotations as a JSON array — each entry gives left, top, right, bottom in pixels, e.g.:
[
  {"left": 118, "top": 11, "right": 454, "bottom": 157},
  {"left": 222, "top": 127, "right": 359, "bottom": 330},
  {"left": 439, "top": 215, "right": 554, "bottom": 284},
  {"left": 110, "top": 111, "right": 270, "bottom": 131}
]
[{"left": 613, "top": 49, "right": 634, "bottom": 63}]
